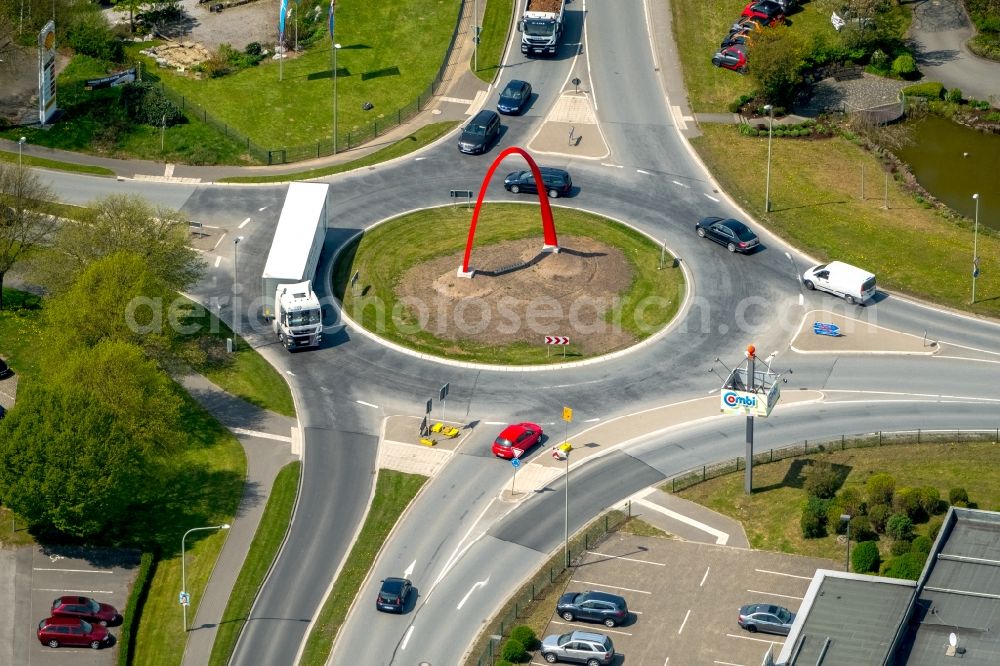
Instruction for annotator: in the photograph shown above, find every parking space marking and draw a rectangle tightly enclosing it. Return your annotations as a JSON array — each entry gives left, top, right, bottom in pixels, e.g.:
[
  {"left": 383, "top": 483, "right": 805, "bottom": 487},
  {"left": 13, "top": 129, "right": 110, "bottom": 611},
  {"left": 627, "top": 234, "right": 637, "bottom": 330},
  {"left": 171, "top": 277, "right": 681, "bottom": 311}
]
[
  {"left": 585, "top": 550, "right": 665, "bottom": 566},
  {"left": 755, "top": 568, "right": 812, "bottom": 580},
  {"left": 549, "top": 620, "right": 633, "bottom": 636},
  {"left": 37, "top": 588, "right": 113, "bottom": 594},
  {"left": 570, "top": 579, "right": 651, "bottom": 594},
  {"left": 714, "top": 661, "right": 746, "bottom": 666},
  {"left": 677, "top": 609, "right": 691, "bottom": 634},
  {"left": 726, "top": 633, "right": 784, "bottom": 645},
  {"left": 33, "top": 567, "right": 113, "bottom": 574},
  {"left": 746, "top": 588, "right": 803, "bottom": 600},
  {"left": 700, "top": 566, "right": 710, "bottom": 587}
]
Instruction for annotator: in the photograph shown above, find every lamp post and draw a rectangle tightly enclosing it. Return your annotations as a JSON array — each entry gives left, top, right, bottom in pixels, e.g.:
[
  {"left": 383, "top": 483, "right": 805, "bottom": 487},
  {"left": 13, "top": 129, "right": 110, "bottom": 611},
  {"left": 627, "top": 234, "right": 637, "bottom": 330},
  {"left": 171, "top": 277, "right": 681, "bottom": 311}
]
[
  {"left": 333, "top": 43, "right": 341, "bottom": 154},
  {"left": 972, "top": 193, "right": 980, "bottom": 304},
  {"left": 764, "top": 105, "right": 774, "bottom": 213},
  {"left": 181, "top": 524, "right": 230, "bottom": 631},
  {"left": 552, "top": 442, "right": 573, "bottom": 567},
  {"left": 840, "top": 514, "right": 851, "bottom": 572},
  {"left": 18, "top": 136, "right": 26, "bottom": 167},
  {"left": 233, "top": 236, "right": 243, "bottom": 350}
]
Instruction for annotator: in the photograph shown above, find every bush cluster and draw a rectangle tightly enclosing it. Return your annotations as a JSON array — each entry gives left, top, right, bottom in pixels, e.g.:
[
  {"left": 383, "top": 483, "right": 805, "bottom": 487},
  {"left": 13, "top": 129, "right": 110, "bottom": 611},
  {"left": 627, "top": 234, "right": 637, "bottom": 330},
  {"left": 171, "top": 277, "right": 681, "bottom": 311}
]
[
  {"left": 852, "top": 541, "right": 880, "bottom": 573},
  {"left": 902, "top": 81, "right": 945, "bottom": 100},
  {"left": 120, "top": 82, "right": 185, "bottom": 127}
]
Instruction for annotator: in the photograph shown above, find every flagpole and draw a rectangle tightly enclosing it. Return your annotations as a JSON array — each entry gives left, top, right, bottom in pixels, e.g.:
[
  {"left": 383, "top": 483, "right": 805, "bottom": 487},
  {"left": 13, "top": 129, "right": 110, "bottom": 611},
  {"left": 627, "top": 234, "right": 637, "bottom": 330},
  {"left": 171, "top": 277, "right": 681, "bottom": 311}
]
[{"left": 329, "top": 0, "right": 338, "bottom": 154}]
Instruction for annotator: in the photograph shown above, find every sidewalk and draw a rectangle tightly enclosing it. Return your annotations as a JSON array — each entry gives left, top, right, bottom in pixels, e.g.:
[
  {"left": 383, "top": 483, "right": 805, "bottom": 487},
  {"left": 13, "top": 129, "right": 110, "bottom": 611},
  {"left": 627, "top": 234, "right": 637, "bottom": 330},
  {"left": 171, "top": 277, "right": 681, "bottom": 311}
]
[{"left": 177, "top": 373, "right": 298, "bottom": 666}]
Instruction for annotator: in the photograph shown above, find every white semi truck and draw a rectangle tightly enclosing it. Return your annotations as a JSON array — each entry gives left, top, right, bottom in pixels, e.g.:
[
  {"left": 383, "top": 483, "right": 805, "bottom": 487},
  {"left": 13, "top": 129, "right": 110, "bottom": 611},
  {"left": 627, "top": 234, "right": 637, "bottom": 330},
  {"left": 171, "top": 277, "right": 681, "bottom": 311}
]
[
  {"left": 261, "top": 182, "right": 328, "bottom": 350},
  {"left": 519, "top": 0, "right": 565, "bottom": 56}
]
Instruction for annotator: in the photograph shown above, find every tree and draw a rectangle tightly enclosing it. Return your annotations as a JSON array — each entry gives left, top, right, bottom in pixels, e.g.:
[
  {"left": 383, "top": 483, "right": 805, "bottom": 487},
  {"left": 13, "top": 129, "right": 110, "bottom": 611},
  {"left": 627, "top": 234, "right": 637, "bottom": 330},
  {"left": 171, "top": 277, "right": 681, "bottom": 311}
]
[
  {"left": 39, "top": 193, "right": 204, "bottom": 294},
  {"left": 748, "top": 25, "right": 807, "bottom": 106},
  {"left": 851, "top": 540, "right": 881, "bottom": 573},
  {"left": 0, "top": 162, "right": 57, "bottom": 309},
  {"left": 0, "top": 340, "right": 182, "bottom": 539}
]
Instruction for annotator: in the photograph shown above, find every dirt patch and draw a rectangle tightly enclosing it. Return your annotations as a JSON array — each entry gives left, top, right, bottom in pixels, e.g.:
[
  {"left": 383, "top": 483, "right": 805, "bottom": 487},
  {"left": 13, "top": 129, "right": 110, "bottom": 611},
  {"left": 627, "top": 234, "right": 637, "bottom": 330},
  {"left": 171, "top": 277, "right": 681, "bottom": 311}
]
[{"left": 394, "top": 236, "right": 637, "bottom": 355}]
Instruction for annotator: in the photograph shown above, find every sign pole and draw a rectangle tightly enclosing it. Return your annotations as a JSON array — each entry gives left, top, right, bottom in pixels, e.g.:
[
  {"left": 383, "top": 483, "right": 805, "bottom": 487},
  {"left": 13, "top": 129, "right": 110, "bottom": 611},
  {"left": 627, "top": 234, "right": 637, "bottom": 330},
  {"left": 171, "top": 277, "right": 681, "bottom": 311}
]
[{"left": 744, "top": 347, "right": 755, "bottom": 495}]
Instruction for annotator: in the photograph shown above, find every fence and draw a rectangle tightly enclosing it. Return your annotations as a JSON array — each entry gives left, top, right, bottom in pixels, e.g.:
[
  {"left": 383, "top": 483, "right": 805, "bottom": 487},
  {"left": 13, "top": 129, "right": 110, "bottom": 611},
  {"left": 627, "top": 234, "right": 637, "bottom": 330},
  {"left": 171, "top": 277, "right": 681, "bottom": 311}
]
[
  {"left": 153, "top": 0, "right": 464, "bottom": 165},
  {"left": 668, "top": 428, "right": 1000, "bottom": 493},
  {"left": 468, "top": 504, "right": 633, "bottom": 666}
]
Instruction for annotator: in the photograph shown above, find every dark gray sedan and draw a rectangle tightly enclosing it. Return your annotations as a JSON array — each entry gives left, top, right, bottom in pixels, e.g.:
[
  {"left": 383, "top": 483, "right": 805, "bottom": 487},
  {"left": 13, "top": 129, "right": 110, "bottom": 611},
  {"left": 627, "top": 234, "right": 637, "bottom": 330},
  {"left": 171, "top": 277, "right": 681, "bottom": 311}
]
[
  {"left": 738, "top": 603, "right": 795, "bottom": 635},
  {"left": 556, "top": 590, "right": 629, "bottom": 627},
  {"left": 696, "top": 216, "right": 759, "bottom": 253}
]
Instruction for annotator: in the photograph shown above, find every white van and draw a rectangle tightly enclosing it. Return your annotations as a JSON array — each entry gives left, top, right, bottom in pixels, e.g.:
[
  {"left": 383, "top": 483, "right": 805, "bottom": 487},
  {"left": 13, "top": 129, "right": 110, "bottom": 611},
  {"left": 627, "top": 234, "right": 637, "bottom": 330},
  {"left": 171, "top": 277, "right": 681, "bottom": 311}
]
[{"left": 802, "top": 261, "right": 877, "bottom": 305}]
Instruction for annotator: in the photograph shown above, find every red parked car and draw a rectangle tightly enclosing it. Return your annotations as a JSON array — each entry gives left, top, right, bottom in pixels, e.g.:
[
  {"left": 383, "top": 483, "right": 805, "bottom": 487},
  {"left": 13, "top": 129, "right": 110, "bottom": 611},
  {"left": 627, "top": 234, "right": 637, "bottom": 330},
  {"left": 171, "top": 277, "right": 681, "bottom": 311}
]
[
  {"left": 491, "top": 422, "right": 543, "bottom": 459},
  {"left": 37, "top": 616, "right": 112, "bottom": 649},
  {"left": 742, "top": 0, "right": 784, "bottom": 22},
  {"left": 712, "top": 45, "right": 748, "bottom": 73},
  {"left": 51, "top": 595, "right": 122, "bottom": 626}
]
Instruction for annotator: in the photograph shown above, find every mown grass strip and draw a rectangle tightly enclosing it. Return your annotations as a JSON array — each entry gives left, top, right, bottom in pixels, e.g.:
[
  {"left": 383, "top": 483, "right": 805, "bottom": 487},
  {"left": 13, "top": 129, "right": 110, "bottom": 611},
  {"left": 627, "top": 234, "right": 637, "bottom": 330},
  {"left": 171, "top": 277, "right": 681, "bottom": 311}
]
[
  {"left": 474, "top": 0, "right": 515, "bottom": 83},
  {"left": 0, "top": 150, "right": 115, "bottom": 176}
]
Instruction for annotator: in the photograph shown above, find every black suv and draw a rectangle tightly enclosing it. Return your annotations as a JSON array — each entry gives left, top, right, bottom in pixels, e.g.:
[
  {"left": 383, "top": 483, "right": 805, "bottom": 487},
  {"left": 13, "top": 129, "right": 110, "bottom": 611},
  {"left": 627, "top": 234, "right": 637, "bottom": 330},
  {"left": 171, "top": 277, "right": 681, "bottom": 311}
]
[
  {"left": 556, "top": 590, "right": 629, "bottom": 627},
  {"left": 503, "top": 167, "right": 572, "bottom": 198},
  {"left": 458, "top": 110, "right": 501, "bottom": 155}
]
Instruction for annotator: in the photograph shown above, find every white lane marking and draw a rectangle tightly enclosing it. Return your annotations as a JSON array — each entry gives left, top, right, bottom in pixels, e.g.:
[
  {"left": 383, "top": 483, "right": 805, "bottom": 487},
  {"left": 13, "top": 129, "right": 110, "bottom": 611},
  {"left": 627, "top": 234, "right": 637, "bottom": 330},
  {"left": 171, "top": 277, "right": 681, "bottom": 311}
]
[
  {"left": 457, "top": 577, "right": 489, "bottom": 610},
  {"left": 601, "top": 163, "right": 624, "bottom": 168},
  {"left": 356, "top": 400, "right": 379, "bottom": 409},
  {"left": 726, "top": 633, "right": 784, "bottom": 645},
  {"left": 636, "top": 169, "right": 651, "bottom": 175},
  {"left": 799, "top": 293, "right": 804, "bottom": 306},
  {"left": 211, "top": 232, "right": 228, "bottom": 251},
  {"left": 700, "top": 567, "right": 710, "bottom": 587},
  {"left": 704, "top": 193, "right": 720, "bottom": 202},
  {"left": 33, "top": 568, "right": 113, "bottom": 574},
  {"left": 820, "top": 390, "right": 1000, "bottom": 404},
  {"left": 746, "top": 589, "right": 803, "bottom": 600},
  {"left": 238, "top": 217, "right": 251, "bottom": 229},
  {"left": 257, "top": 206, "right": 267, "bottom": 211},
  {"left": 403, "top": 560, "right": 416, "bottom": 578},
  {"left": 583, "top": 417, "right": 600, "bottom": 423},
  {"left": 935, "top": 354, "right": 1000, "bottom": 365},
  {"left": 483, "top": 421, "right": 506, "bottom": 425},
  {"left": 286, "top": 370, "right": 296, "bottom": 376},
  {"left": 585, "top": 550, "right": 665, "bottom": 567},
  {"left": 570, "top": 580, "right": 650, "bottom": 594},
  {"left": 632, "top": 498, "right": 730, "bottom": 545},
  {"left": 414, "top": 157, "right": 427, "bottom": 161},
  {"left": 214, "top": 256, "right": 222, "bottom": 268},
  {"left": 400, "top": 625, "right": 415, "bottom": 650},
  {"left": 678, "top": 609, "right": 691, "bottom": 634},
  {"left": 37, "top": 588, "right": 113, "bottom": 594},
  {"left": 231, "top": 428, "right": 293, "bottom": 443},
  {"left": 672, "top": 180, "right": 690, "bottom": 188},
  {"left": 549, "top": 620, "right": 632, "bottom": 636},
  {"left": 755, "top": 569, "right": 811, "bottom": 580}
]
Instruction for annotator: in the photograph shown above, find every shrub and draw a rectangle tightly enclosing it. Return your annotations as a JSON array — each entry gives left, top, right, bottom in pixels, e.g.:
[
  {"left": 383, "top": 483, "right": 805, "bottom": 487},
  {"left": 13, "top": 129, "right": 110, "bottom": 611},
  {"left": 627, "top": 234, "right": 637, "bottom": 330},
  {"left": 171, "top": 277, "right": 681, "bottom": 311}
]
[
  {"left": 850, "top": 514, "right": 877, "bottom": 542},
  {"left": 917, "top": 487, "right": 943, "bottom": 516},
  {"left": 500, "top": 638, "right": 526, "bottom": 663},
  {"left": 867, "top": 474, "right": 896, "bottom": 507},
  {"left": 805, "top": 461, "right": 840, "bottom": 499},
  {"left": 838, "top": 487, "right": 866, "bottom": 515},
  {"left": 886, "top": 514, "right": 914, "bottom": 542},
  {"left": 852, "top": 541, "right": 881, "bottom": 573},
  {"left": 927, "top": 516, "right": 945, "bottom": 541},
  {"left": 911, "top": 535, "right": 933, "bottom": 555},
  {"left": 891, "top": 54, "right": 917, "bottom": 78},
  {"left": 120, "top": 82, "right": 185, "bottom": 127},
  {"left": 117, "top": 550, "right": 157, "bottom": 666},
  {"left": 729, "top": 92, "right": 755, "bottom": 113},
  {"left": 902, "top": 82, "right": 945, "bottom": 100},
  {"left": 868, "top": 504, "right": 891, "bottom": 534},
  {"left": 894, "top": 487, "right": 926, "bottom": 522},
  {"left": 891, "top": 539, "right": 912, "bottom": 556},
  {"left": 946, "top": 87, "right": 963, "bottom": 104},
  {"left": 801, "top": 496, "right": 829, "bottom": 538},
  {"left": 949, "top": 487, "right": 969, "bottom": 506},
  {"left": 882, "top": 552, "right": 925, "bottom": 580},
  {"left": 510, "top": 626, "right": 539, "bottom": 651},
  {"left": 246, "top": 42, "right": 263, "bottom": 56},
  {"left": 67, "top": 12, "right": 125, "bottom": 62},
  {"left": 868, "top": 49, "right": 890, "bottom": 74}
]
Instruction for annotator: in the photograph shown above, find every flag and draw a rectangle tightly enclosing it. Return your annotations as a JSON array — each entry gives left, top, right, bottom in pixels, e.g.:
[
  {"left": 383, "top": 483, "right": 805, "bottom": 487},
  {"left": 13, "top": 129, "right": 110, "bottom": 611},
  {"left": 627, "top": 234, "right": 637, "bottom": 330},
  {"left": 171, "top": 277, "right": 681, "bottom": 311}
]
[
  {"left": 279, "top": 0, "right": 288, "bottom": 42},
  {"left": 328, "top": 0, "right": 336, "bottom": 39}
]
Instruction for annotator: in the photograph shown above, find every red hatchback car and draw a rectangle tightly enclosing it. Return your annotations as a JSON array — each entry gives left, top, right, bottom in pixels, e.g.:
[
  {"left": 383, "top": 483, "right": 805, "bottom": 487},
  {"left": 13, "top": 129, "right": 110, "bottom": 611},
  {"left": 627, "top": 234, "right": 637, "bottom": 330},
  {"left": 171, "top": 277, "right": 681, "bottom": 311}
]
[
  {"left": 37, "top": 616, "right": 111, "bottom": 649},
  {"left": 491, "top": 422, "right": 543, "bottom": 459},
  {"left": 51, "top": 595, "right": 122, "bottom": 626}
]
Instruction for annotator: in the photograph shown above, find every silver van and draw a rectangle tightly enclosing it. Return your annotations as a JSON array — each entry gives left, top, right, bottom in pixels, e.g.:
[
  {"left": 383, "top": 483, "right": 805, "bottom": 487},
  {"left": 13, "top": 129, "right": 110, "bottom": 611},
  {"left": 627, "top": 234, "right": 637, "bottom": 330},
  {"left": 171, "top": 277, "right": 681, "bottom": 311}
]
[{"left": 802, "top": 261, "right": 876, "bottom": 305}]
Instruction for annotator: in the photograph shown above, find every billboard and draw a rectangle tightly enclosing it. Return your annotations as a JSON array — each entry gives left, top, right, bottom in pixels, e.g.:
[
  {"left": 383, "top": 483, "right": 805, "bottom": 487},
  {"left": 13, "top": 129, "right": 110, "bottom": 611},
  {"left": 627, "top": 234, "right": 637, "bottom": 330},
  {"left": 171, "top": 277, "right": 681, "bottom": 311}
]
[
  {"left": 38, "top": 21, "right": 57, "bottom": 124},
  {"left": 84, "top": 69, "right": 137, "bottom": 91},
  {"left": 720, "top": 383, "right": 780, "bottom": 417}
]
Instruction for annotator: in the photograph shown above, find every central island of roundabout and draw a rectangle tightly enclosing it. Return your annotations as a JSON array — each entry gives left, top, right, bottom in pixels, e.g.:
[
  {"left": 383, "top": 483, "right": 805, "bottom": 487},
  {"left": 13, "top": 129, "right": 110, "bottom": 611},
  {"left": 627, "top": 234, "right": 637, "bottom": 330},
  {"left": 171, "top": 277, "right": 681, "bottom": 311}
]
[{"left": 331, "top": 149, "right": 687, "bottom": 366}]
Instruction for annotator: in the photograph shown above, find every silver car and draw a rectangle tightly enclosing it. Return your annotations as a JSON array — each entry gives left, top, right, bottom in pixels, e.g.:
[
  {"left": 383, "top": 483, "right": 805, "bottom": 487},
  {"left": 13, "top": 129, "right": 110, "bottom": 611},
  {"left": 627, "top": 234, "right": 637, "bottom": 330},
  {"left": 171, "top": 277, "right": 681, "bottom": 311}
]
[
  {"left": 540, "top": 630, "right": 615, "bottom": 666},
  {"left": 737, "top": 603, "right": 795, "bottom": 635}
]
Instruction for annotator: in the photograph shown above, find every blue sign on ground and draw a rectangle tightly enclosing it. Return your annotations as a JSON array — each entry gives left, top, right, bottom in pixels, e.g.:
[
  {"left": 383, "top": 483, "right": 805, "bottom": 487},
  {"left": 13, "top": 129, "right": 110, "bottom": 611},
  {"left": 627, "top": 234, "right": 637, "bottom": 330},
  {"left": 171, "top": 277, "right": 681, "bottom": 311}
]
[
  {"left": 511, "top": 457, "right": 521, "bottom": 469},
  {"left": 813, "top": 322, "right": 841, "bottom": 337}
]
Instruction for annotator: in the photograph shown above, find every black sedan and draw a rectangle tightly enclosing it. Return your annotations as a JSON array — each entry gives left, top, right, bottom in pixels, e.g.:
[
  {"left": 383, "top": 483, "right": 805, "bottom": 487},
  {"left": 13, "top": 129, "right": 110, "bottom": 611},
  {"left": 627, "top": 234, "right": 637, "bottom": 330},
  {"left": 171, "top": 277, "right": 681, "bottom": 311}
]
[
  {"left": 375, "top": 577, "right": 412, "bottom": 613},
  {"left": 497, "top": 79, "right": 532, "bottom": 115},
  {"left": 503, "top": 167, "right": 572, "bottom": 198},
  {"left": 695, "top": 216, "right": 759, "bottom": 253}
]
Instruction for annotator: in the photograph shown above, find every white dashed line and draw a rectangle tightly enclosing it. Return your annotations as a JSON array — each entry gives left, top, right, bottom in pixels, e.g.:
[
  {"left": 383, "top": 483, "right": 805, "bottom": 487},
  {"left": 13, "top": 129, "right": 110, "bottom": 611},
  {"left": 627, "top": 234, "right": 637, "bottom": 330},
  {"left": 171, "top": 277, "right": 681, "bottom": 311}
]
[
  {"left": 400, "top": 625, "right": 414, "bottom": 650},
  {"left": 355, "top": 400, "right": 379, "bottom": 409},
  {"left": 704, "top": 193, "right": 720, "bottom": 202},
  {"left": 671, "top": 180, "right": 690, "bottom": 188},
  {"left": 601, "top": 163, "right": 624, "bottom": 168},
  {"left": 214, "top": 256, "right": 222, "bottom": 268},
  {"left": 238, "top": 217, "right": 251, "bottom": 229},
  {"left": 636, "top": 169, "right": 651, "bottom": 175}
]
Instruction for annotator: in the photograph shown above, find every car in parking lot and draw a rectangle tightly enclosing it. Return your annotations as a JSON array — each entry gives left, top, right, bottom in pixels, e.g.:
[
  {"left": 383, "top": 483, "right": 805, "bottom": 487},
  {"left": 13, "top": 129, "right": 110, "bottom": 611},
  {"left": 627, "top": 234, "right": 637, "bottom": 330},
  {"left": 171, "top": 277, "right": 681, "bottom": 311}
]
[
  {"left": 458, "top": 109, "right": 501, "bottom": 155},
  {"left": 712, "top": 44, "right": 748, "bottom": 72},
  {"left": 497, "top": 79, "right": 532, "bottom": 115},
  {"left": 737, "top": 603, "right": 795, "bottom": 635},
  {"left": 375, "top": 577, "right": 412, "bottom": 613},
  {"left": 37, "top": 616, "right": 112, "bottom": 649},
  {"left": 540, "top": 630, "right": 615, "bottom": 665},
  {"left": 503, "top": 167, "right": 572, "bottom": 198},
  {"left": 51, "top": 595, "right": 122, "bottom": 626},
  {"left": 696, "top": 216, "right": 759, "bottom": 253},
  {"left": 556, "top": 590, "right": 629, "bottom": 627},
  {"left": 491, "top": 422, "right": 543, "bottom": 459}
]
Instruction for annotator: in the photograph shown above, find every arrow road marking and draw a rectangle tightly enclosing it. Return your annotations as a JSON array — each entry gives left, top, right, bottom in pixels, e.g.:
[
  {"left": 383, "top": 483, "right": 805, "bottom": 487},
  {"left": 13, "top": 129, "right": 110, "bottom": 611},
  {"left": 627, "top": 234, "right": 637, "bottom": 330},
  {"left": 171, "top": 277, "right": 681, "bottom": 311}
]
[
  {"left": 404, "top": 560, "right": 415, "bottom": 578},
  {"left": 457, "top": 577, "right": 490, "bottom": 610}
]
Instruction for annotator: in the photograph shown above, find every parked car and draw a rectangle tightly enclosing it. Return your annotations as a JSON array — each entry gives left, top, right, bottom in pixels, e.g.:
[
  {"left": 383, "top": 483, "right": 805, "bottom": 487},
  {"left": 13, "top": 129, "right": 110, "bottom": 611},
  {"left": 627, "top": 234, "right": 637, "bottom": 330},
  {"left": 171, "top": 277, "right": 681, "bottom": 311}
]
[
  {"left": 0, "top": 358, "right": 12, "bottom": 379},
  {"left": 556, "top": 590, "right": 629, "bottom": 627},
  {"left": 742, "top": 0, "right": 785, "bottom": 21},
  {"left": 721, "top": 29, "right": 755, "bottom": 48},
  {"left": 458, "top": 109, "right": 502, "bottom": 155},
  {"left": 37, "top": 616, "right": 111, "bottom": 649},
  {"left": 738, "top": 603, "right": 795, "bottom": 635},
  {"left": 730, "top": 15, "right": 775, "bottom": 32},
  {"left": 51, "top": 596, "right": 122, "bottom": 626},
  {"left": 696, "top": 217, "right": 759, "bottom": 253},
  {"left": 503, "top": 167, "right": 572, "bottom": 198},
  {"left": 491, "top": 422, "right": 543, "bottom": 459},
  {"left": 497, "top": 79, "right": 533, "bottom": 115},
  {"left": 802, "top": 261, "right": 877, "bottom": 305},
  {"left": 712, "top": 45, "right": 748, "bottom": 73},
  {"left": 375, "top": 577, "right": 412, "bottom": 613},
  {"left": 540, "top": 630, "right": 615, "bottom": 666}
]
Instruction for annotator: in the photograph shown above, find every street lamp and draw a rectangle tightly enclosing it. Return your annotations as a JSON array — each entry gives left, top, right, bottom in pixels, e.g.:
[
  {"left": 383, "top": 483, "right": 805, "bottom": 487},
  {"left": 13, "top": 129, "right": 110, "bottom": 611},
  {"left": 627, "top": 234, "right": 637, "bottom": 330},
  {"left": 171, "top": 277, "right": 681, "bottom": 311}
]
[
  {"left": 972, "top": 193, "right": 980, "bottom": 304},
  {"left": 180, "top": 524, "right": 230, "bottom": 631},
  {"left": 840, "top": 514, "right": 851, "bottom": 572},
  {"left": 18, "top": 136, "right": 26, "bottom": 167},
  {"left": 763, "top": 105, "right": 774, "bottom": 213},
  {"left": 233, "top": 236, "right": 243, "bottom": 350},
  {"left": 553, "top": 442, "right": 573, "bottom": 567},
  {"left": 333, "top": 43, "right": 341, "bottom": 154}
]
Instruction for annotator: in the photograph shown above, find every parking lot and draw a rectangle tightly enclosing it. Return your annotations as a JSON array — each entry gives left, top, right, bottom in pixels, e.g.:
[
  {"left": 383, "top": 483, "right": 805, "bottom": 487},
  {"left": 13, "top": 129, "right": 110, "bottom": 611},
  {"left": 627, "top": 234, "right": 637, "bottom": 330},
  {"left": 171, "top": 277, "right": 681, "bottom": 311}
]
[
  {"left": 535, "top": 534, "right": 839, "bottom": 665},
  {"left": 17, "top": 546, "right": 138, "bottom": 665}
]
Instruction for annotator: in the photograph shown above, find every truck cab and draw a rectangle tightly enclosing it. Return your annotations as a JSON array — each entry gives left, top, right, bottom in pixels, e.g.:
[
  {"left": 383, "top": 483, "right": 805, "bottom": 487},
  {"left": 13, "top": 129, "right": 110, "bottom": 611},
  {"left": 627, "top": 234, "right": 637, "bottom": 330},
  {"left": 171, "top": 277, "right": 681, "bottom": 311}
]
[
  {"left": 274, "top": 281, "right": 323, "bottom": 349},
  {"left": 519, "top": 0, "right": 565, "bottom": 56}
]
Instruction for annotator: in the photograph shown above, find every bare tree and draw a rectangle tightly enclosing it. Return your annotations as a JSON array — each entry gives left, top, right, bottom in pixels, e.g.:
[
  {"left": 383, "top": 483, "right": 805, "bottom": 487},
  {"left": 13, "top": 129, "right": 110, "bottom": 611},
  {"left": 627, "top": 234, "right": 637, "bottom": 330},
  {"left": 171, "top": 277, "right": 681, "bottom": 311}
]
[{"left": 0, "top": 162, "right": 56, "bottom": 309}]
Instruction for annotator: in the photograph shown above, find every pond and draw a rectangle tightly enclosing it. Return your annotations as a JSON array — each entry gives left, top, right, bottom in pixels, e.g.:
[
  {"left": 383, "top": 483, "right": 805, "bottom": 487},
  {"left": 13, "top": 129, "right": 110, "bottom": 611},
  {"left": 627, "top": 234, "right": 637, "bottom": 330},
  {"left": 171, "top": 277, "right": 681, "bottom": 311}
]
[{"left": 896, "top": 115, "right": 1000, "bottom": 231}]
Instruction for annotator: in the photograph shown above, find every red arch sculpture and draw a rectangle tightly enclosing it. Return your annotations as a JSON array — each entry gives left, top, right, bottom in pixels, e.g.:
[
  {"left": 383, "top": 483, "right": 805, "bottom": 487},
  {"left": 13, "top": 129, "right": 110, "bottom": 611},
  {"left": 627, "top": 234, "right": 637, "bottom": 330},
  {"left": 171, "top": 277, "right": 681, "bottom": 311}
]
[{"left": 458, "top": 146, "right": 559, "bottom": 277}]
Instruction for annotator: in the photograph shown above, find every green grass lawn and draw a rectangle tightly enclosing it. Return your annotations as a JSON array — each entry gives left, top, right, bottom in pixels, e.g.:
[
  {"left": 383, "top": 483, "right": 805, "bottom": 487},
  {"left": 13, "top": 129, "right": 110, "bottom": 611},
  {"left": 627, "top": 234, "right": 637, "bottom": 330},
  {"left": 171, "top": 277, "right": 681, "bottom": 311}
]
[
  {"left": 138, "top": 0, "right": 460, "bottom": 152},
  {"left": 299, "top": 470, "right": 426, "bottom": 666},
  {"left": 474, "top": 0, "right": 515, "bottom": 83},
  {"left": 209, "top": 461, "right": 301, "bottom": 666},
  {"left": 674, "top": 442, "right": 1000, "bottom": 561},
  {"left": 332, "top": 204, "right": 684, "bottom": 364},
  {"left": 691, "top": 124, "right": 1000, "bottom": 315},
  {"left": 0, "top": 149, "right": 114, "bottom": 176}
]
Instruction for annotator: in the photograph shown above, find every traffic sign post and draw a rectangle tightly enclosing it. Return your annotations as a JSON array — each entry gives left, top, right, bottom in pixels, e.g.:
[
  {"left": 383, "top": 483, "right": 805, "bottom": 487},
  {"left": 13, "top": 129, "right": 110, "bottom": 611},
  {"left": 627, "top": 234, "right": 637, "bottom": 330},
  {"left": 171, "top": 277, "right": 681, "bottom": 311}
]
[
  {"left": 545, "top": 336, "right": 570, "bottom": 358},
  {"left": 812, "top": 322, "right": 841, "bottom": 337},
  {"left": 439, "top": 383, "right": 450, "bottom": 421},
  {"left": 510, "top": 448, "right": 523, "bottom": 496}
]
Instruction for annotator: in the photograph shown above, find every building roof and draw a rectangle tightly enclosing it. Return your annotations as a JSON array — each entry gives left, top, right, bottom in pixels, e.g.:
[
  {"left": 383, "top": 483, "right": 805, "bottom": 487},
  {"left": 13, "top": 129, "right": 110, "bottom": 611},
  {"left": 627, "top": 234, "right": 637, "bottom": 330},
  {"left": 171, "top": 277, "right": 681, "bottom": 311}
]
[{"left": 779, "top": 571, "right": 915, "bottom": 666}]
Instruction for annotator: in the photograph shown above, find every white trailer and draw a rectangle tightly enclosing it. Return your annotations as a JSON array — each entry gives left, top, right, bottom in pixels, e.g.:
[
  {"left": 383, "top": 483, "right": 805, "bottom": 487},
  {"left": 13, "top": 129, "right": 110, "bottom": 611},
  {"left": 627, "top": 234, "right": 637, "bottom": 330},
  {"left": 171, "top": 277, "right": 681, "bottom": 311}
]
[{"left": 261, "top": 182, "right": 328, "bottom": 350}]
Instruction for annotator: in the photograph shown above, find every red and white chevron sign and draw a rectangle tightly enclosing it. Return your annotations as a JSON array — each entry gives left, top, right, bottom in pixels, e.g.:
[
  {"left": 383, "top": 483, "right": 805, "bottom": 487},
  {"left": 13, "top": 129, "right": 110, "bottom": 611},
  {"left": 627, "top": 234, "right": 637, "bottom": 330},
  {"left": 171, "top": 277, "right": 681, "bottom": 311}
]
[{"left": 544, "top": 336, "right": 570, "bottom": 345}]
